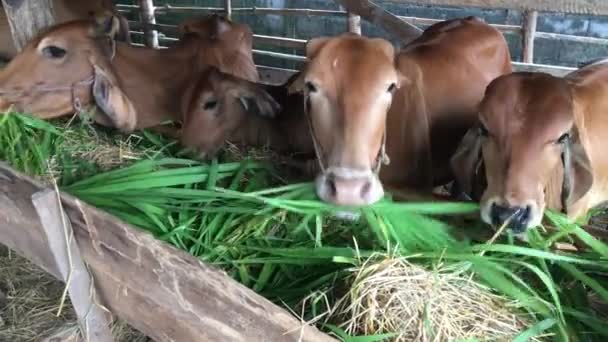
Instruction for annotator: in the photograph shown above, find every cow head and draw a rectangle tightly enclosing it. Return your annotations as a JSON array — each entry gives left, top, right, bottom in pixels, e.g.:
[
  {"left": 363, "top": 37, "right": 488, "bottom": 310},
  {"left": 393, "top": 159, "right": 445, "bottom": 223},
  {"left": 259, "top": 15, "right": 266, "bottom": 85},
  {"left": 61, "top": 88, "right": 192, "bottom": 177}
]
[
  {"left": 181, "top": 67, "right": 280, "bottom": 158},
  {"left": 451, "top": 73, "right": 593, "bottom": 232},
  {"left": 177, "top": 14, "right": 258, "bottom": 82},
  {"left": 290, "top": 34, "right": 399, "bottom": 206},
  {"left": 178, "top": 14, "right": 233, "bottom": 39},
  {"left": 0, "top": 15, "right": 137, "bottom": 131}
]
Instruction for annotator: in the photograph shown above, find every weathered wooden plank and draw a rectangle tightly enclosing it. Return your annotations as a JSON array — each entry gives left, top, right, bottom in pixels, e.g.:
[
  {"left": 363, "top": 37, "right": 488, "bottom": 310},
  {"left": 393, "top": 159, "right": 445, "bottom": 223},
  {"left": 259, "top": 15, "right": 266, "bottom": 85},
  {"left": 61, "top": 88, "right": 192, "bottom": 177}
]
[
  {"left": 335, "top": 0, "right": 422, "bottom": 43},
  {"left": 32, "top": 189, "right": 114, "bottom": 342},
  {"left": 384, "top": 0, "right": 608, "bottom": 16},
  {"left": 398, "top": 16, "right": 522, "bottom": 34},
  {"left": 1, "top": 0, "right": 55, "bottom": 51},
  {"left": 0, "top": 163, "right": 336, "bottom": 342}
]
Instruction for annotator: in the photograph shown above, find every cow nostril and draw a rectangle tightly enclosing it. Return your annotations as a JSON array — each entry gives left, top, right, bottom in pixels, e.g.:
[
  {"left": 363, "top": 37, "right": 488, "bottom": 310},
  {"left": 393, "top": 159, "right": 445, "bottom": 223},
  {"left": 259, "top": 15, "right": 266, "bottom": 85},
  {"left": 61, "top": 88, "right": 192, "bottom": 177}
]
[
  {"left": 522, "top": 205, "right": 532, "bottom": 222},
  {"left": 490, "top": 203, "right": 532, "bottom": 233},
  {"left": 326, "top": 177, "right": 337, "bottom": 198},
  {"left": 490, "top": 203, "right": 502, "bottom": 225},
  {"left": 360, "top": 180, "right": 371, "bottom": 198}
]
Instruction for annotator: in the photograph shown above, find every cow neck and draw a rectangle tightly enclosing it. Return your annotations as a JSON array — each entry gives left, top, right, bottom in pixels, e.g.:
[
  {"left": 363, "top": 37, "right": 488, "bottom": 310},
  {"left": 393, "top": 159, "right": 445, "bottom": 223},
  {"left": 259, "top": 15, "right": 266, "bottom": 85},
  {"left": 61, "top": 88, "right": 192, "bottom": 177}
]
[
  {"left": 111, "top": 40, "right": 204, "bottom": 123},
  {"left": 267, "top": 83, "right": 313, "bottom": 154}
]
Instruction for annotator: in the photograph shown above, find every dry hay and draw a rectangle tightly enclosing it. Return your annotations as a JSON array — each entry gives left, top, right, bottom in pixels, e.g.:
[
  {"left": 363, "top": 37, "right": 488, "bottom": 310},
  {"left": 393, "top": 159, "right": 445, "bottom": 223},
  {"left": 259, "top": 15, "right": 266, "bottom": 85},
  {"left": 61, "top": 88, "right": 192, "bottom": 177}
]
[
  {"left": 0, "top": 246, "right": 149, "bottom": 342},
  {"left": 332, "top": 256, "right": 535, "bottom": 342},
  {"left": 48, "top": 119, "right": 149, "bottom": 174}
]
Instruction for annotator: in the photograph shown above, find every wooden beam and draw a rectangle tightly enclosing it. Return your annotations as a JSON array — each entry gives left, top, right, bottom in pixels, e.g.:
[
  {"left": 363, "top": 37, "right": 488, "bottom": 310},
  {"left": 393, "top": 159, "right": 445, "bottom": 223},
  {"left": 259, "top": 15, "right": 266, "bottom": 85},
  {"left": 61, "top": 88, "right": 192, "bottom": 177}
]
[
  {"left": 335, "top": 0, "right": 422, "bottom": 43},
  {"left": 33, "top": 189, "right": 114, "bottom": 342},
  {"left": 398, "top": 16, "right": 522, "bottom": 34},
  {"left": 1, "top": 0, "right": 54, "bottom": 51},
  {"left": 0, "top": 163, "right": 336, "bottom": 342},
  {"left": 149, "top": 5, "right": 346, "bottom": 17},
  {"left": 521, "top": 10, "right": 538, "bottom": 64},
  {"left": 383, "top": 0, "right": 608, "bottom": 16},
  {"left": 138, "top": 0, "right": 159, "bottom": 48}
]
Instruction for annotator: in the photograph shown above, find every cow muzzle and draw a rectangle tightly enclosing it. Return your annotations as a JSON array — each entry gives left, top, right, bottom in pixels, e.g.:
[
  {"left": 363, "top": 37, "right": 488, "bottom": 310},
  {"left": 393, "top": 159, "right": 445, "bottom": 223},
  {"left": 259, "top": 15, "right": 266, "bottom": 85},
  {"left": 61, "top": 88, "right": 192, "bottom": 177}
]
[
  {"left": 481, "top": 197, "right": 543, "bottom": 233},
  {"left": 315, "top": 167, "right": 384, "bottom": 206}
]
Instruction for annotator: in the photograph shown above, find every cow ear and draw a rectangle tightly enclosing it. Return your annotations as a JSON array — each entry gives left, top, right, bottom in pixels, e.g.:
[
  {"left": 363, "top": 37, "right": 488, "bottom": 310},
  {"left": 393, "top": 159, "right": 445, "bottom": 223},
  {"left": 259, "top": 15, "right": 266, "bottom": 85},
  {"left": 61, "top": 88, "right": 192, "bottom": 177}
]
[
  {"left": 450, "top": 123, "right": 484, "bottom": 197},
  {"left": 114, "top": 14, "right": 131, "bottom": 43},
  {"left": 89, "top": 55, "right": 137, "bottom": 132},
  {"left": 90, "top": 11, "right": 120, "bottom": 39},
  {"left": 287, "top": 37, "right": 330, "bottom": 94},
  {"left": 562, "top": 125, "right": 593, "bottom": 209},
  {"left": 305, "top": 37, "right": 330, "bottom": 59},
  {"left": 287, "top": 71, "right": 305, "bottom": 94},
  {"left": 212, "top": 15, "right": 232, "bottom": 37},
  {"left": 371, "top": 38, "right": 395, "bottom": 60},
  {"left": 211, "top": 68, "right": 281, "bottom": 118}
]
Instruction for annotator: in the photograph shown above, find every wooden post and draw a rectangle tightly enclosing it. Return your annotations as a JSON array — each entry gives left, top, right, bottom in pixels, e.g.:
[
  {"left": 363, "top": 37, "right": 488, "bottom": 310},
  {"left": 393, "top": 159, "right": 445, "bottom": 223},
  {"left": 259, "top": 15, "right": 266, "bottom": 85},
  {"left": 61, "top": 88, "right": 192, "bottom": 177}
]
[
  {"left": 340, "top": 4, "right": 361, "bottom": 35},
  {"left": 1, "top": 0, "right": 55, "bottom": 51},
  {"left": 347, "top": 13, "right": 362, "bottom": 34},
  {"left": 521, "top": 10, "right": 538, "bottom": 64},
  {"left": 224, "top": 0, "right": 232, "bottom": 19},
  {"left": 335, "top": 0, "right": 422, "bottom": 43},
  {"left": 138, "top": 0, "right": 159, "bottom": 48},
  {"left": 33, "top": 189, "right": 114, "bottom": 342}
]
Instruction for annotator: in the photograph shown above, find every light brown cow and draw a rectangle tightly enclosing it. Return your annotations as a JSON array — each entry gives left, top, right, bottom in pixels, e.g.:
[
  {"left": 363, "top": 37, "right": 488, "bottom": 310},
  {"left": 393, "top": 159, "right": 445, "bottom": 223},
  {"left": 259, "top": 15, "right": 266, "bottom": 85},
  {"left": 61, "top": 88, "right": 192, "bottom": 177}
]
[
  {"left": 0, "top": 15, "right": 278, "bottom": 133},
  {"left": 176, "top": 14, "right": 258, "bottom": 82},
  {"left": 291, "top": 17, "right": 512, "bottom": 206},
  {"left": 451, "top": 60, "right": 608, "bottom": 232},
  {"left": 180, "top": 71, "right": 312, "bottom": 159},
  {"left": 0, "top": 0, "right": 130, "bottom": 61}
]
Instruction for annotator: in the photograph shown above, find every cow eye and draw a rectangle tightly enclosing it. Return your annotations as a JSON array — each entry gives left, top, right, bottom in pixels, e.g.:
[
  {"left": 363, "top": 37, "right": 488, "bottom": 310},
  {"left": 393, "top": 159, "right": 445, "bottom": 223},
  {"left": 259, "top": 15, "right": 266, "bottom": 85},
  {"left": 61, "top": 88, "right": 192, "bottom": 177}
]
[
  {"left": 557, "top": 132, "right": 570, "bottom": 144},
  {"left": 478, "top": 124, "right": 489, "bottom": 137},
  {"left": 203, "top": 100, "right": 218, "bottom": 111},
  {"left": 41, "top": 45, "right": 67, "bottom": 59},
  {"left": 387, "top": 83, "right": 397, "bottom": 93},
  {"left": 305, "top": 81, "right": 317, "bottom": 93}
]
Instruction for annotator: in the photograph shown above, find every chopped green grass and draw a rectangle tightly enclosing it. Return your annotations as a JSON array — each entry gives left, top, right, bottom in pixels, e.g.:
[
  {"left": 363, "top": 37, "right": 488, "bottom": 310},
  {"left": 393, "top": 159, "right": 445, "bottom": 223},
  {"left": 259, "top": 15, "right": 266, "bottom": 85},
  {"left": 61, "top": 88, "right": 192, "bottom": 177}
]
[{"left": 2, "top": 112, "right": 608, "bottom": 341}]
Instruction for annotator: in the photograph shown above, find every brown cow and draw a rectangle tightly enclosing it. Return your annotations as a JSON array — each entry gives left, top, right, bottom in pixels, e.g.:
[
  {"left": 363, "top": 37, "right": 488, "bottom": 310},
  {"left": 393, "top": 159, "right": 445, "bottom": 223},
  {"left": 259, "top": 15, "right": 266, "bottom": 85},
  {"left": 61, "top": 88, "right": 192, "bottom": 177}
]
[
  {"left": 451, "top": 60, "right": 608, "bottom": 233},
  {"left": 180, "top": 72, "right": 312, "bottom": 159},
  {"left": 0, "top": 0, "right": 130, "bottom": 61},
  {"left": 176, "top": 14, "right": 258, "bottom": 82},
  {"left": 290, "top": 17, "right": 512, "bottom": 205},
  {"left": 0, "top": 15, "right": 278, "bottom": 134}
]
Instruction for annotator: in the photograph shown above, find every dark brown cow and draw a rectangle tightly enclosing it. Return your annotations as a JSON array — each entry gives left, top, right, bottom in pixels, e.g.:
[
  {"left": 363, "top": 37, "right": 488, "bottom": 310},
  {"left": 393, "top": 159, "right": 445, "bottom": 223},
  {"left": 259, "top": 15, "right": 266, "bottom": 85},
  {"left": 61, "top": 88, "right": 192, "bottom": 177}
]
[
  {"left": 0, "top": 0, "right": 130, "bottom": 61},
  {"left": 180, "top": 72, "right": 312, "bottom": 159},
  {"left": 291, "top": 17, "right": 512, "bottom": 205},
  {"left": 176, "top": 14, "right": 258, "bottom": 82},
  {"left": 0, "top": 15, "right": 278, "bottom": 134},
  {"left": 451, "top": 60, "right": 608, "bottom": 232}
]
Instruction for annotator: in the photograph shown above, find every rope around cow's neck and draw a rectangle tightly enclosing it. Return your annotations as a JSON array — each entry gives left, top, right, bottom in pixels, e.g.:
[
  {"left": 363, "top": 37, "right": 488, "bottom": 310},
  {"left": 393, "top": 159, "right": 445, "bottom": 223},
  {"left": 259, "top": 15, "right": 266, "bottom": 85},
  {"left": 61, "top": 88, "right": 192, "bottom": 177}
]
[{"left": 302, "top": 93, "right": 390, "bottom": 176}]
